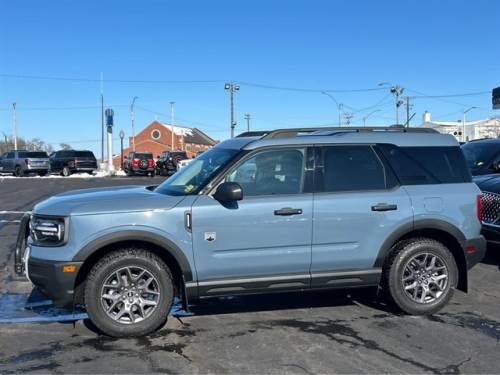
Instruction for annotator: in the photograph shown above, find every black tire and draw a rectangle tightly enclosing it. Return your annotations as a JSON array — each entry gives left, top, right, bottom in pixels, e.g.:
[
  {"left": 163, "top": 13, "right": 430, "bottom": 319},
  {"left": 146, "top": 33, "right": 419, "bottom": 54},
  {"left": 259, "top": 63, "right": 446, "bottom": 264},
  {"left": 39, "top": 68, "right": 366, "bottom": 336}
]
[
  {"left": 14, "top": 166, "right": 24, "bottom": 177},
  {"left": 383, "top": 237, "right": 458, "bottom": 316},
  {"left": 84, "top": 248, "right": 174, "bottom": 337},
  {"left": 127, "top": 168, "right": 134, "bottom": 177},
  {"left": 61, "top": 166, "right": 71, "bottom": 177},
  {"left": 37, "top": 171, "right": 47, "bottom": 177},
  {"left": 150, "top": 170, "right": 156, "bottom": 177}
]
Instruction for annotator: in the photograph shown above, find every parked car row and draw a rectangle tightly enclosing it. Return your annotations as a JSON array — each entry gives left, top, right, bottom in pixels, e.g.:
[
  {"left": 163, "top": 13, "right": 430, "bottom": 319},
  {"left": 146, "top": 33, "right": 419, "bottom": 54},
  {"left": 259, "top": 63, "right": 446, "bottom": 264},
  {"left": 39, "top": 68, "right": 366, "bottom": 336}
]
[
  {"left": 0, "top": 149, "right": 98, "bottom": 177},
  {"left": 461, "top": 138, "right": 500, "bottom": 246}
]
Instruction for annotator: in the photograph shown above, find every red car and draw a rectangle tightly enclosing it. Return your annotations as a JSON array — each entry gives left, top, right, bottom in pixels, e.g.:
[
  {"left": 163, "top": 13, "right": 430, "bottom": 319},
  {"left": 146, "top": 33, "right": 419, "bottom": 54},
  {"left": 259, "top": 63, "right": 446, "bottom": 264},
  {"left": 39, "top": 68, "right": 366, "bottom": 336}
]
[{"left": 123, "top": 152, "right": 156, "bottom": 176}]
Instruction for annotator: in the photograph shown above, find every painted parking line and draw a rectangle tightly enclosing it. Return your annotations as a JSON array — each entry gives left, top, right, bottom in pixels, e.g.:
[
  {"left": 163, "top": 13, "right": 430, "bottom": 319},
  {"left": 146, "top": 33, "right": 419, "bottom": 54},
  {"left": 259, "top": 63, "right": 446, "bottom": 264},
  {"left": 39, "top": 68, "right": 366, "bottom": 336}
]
[
  {"left": 0, "top": 211, "right": 27, "bottom": 214},
  {"left": 0, "top": 220, "right": 21, "bottom": 223}
]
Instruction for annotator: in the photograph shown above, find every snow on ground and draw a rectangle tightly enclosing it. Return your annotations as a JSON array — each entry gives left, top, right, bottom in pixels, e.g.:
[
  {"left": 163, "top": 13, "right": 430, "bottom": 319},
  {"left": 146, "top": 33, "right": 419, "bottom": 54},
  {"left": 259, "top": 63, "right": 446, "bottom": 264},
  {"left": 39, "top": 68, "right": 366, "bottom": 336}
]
[{"left": 0, "top": 170, "right": 128, "bottom": 179}]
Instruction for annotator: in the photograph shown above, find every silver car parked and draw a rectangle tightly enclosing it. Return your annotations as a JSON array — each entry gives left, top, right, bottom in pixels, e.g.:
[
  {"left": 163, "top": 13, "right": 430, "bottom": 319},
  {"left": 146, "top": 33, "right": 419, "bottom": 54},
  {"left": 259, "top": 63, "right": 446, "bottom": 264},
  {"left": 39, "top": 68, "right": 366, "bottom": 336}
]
[{"left": 1, "top": 150, "right": 49, "bottom": 176}]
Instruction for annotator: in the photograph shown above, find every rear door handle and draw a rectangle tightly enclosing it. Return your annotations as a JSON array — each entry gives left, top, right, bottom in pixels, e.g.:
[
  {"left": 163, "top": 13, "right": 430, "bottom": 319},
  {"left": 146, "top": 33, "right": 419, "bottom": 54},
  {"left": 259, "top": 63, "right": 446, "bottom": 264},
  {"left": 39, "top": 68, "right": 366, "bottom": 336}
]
[
  {"left": 371, "top": 203, "right": 398, "bottom": 212},
  {"left": 274, "top": 208, "right": 303, "bottom": 216}
]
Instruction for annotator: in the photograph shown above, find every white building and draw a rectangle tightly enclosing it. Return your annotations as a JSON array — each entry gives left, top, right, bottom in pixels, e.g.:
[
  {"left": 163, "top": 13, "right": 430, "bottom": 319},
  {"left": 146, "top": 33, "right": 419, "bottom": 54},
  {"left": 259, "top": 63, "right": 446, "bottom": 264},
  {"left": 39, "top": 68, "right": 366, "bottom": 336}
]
[{"left": 421, "top": 111, "right": 500, "bottom": 142}]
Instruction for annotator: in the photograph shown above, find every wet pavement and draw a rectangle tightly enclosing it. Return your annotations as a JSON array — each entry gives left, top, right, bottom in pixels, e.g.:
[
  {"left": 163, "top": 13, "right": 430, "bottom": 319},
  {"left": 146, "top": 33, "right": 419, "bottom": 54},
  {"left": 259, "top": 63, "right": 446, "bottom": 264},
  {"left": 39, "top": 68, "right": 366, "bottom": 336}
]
[{"left": 0, "top": 178, "right": 499, "bottom": 374}]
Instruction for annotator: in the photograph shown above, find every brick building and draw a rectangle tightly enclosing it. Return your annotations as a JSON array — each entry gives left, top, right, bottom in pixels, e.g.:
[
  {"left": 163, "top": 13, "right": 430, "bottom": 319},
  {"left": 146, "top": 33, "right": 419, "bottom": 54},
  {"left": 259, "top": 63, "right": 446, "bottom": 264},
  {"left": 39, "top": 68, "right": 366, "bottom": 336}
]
[{"left": 113, "top": 120, "right": 217, "bottom": 169}]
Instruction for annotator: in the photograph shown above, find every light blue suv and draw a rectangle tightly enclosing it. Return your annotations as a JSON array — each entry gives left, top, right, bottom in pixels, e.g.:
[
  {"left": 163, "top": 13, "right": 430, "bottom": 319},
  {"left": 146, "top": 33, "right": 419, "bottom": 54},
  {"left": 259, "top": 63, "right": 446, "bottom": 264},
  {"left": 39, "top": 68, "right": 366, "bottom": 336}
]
[{"left": 15, "top": 127, "right": 486, "bottom": 337}]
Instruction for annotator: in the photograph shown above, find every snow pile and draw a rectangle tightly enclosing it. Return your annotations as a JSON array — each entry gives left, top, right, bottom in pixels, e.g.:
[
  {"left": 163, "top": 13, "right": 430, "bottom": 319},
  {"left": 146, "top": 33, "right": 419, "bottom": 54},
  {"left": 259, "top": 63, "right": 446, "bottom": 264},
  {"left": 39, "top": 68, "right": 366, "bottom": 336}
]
[{"left": 0, "top": 170, "right": 127, "bottom": 179}]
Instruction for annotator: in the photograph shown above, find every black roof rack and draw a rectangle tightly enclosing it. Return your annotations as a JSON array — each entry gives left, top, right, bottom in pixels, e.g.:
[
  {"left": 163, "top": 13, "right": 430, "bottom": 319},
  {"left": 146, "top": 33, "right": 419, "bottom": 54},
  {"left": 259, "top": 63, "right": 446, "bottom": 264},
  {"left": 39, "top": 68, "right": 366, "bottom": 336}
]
[
  {"left": 236, "top": 131, "right": 271, "bottom": 138},
  {"left": 261, "top": 126, "right": 438, "bottom": 139}
]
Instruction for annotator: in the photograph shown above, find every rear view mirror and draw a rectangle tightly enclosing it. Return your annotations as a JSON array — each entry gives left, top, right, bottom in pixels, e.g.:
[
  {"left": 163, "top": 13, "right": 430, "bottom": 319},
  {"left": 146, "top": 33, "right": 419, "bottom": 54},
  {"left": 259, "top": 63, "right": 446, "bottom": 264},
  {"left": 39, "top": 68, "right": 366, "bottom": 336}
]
[{"left": 213, "top": 182, "right": 243, "bottom": 202}]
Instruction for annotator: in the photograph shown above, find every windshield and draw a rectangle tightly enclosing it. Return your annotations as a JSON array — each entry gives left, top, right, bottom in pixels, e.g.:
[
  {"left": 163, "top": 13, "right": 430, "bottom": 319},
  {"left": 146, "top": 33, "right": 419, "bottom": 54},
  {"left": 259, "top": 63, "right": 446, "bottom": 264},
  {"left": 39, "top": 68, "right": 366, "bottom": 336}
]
[
  {"left": 155, "top": 147, "right": 240, "bottom": 195},
  {"left": 461, "top": 142, "right": 500, "bottom": 169}
]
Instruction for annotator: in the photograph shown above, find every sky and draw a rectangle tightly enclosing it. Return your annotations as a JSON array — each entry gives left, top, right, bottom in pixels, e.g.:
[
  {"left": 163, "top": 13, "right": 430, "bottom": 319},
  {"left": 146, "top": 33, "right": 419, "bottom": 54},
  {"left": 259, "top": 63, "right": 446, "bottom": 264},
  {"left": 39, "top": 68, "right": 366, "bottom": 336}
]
[{"left": 1, "top": 0, "right": 499, "bottom": 156}]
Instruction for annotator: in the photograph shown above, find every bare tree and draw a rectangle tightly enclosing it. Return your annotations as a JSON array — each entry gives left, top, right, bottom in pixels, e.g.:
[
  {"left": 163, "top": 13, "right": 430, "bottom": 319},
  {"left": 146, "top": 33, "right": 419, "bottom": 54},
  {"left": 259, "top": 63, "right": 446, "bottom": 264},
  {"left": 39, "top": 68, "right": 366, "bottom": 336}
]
[{"left": 59, "top": 143, "right": 72, "bottom": 150}]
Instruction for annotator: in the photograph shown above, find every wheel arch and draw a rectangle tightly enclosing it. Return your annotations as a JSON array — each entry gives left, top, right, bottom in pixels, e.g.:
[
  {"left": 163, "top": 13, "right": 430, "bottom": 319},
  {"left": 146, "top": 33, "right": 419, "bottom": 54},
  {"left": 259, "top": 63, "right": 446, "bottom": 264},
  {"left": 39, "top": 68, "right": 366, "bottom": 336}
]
[
  {"left": 72, "top": 231, "right": 194, "bottom": 305},
  {"left": 375, "top": 219, "right": 468, "bottom": 292}
]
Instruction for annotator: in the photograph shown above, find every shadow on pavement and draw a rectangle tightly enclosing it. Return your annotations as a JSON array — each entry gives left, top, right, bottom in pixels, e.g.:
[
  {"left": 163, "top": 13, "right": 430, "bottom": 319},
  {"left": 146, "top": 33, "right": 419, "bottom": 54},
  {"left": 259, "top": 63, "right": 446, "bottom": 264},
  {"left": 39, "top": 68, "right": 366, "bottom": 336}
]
[{"left": 481, "top": 243, "right": 500, "bottom": 269}]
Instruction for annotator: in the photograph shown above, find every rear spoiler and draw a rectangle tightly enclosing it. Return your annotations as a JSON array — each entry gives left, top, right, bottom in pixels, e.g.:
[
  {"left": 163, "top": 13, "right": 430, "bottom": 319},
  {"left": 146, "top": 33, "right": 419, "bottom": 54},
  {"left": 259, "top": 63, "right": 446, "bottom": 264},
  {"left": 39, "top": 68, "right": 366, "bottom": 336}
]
[{"left": 14, "top": 212, "right": 30, "bottom": 276}]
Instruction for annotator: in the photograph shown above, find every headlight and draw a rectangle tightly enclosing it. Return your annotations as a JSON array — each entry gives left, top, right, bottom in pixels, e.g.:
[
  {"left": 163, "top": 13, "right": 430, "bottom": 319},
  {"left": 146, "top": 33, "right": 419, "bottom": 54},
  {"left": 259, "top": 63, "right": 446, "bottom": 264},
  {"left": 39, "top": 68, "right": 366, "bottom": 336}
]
[{"left": 29, "top": 215, "right": 68, "bottom": 246}]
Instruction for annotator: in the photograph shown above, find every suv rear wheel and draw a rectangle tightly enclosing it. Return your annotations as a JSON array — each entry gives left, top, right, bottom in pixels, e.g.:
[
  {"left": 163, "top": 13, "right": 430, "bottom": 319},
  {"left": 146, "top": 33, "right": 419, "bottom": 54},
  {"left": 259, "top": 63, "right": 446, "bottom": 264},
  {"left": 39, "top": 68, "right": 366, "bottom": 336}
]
[
  {"left": 384, "top": 238, "right": 458, "bottom": 315},
  {"left": 62, "top": 166, "right": 71, "bottom": 177},
  {"left": 14, "top": 166, "right": 23, "bottom": 177},
  {"left": 84, "top": 248, "right": 174, "bottom": 337}
]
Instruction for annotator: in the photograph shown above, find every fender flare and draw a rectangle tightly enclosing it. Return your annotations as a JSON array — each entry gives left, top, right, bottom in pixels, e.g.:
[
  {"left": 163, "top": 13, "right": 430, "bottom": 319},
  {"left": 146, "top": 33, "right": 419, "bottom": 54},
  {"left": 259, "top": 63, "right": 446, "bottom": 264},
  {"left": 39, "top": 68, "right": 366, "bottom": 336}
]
[
  {"left": 374, "top": 219, "right": 466, "bottom": 268},
  {"left": 72, "top": 230, "right": 193, "bottom": 282}
]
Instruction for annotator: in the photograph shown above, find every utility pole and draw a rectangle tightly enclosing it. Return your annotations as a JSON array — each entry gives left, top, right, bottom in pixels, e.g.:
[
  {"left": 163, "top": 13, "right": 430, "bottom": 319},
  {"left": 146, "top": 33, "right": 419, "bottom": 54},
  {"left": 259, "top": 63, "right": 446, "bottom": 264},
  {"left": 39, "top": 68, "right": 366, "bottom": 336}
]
[
  {"left": 100, "top": 72, "right": 104, "bottom": 165},
  {"left": 463, "top": 107, "right": 477, "bottom": 143},
  {"left": 244, "top": 113, "right": 251, "bottom": 132},
  {"left": 404, "top": 96, "right": 415, "bottom": 128},
  {"left": 224, "top": 83, "right": 240, "bottom": 137},
  {"left": 12, "top": 102, "right": 17, "bottom": 150},
  {"left": 170, "top": 101, "right": 175, "bottom": 150},
  {"left": 321, "top": 91, "right": 343, "bottom": 126},
  {"left": 130, "top": 96, "right": 138, "bottom": 151},
  {"left": 344, "top": 112, "right": 353, "bottom": 126},
  {"left": 390, "top": 85, "right": 404, "bottom": 125}
]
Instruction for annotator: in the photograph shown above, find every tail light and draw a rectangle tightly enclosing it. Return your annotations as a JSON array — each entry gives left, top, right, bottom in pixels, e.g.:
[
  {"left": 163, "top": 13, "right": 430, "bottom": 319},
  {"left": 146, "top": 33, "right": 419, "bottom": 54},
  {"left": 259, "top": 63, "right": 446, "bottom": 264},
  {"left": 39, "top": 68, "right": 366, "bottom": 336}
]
[
  {"left": 148, "top": 159, "right": 155, "bottom": 168},
  {"left": 132, "top": 158, "right": 140, "bottom": 167},
  {"left": 477, "top": 194, "right": 483, "bottom": 223},
  {"left": 25, "top": 159, "right": 31, "bottom": 165}
]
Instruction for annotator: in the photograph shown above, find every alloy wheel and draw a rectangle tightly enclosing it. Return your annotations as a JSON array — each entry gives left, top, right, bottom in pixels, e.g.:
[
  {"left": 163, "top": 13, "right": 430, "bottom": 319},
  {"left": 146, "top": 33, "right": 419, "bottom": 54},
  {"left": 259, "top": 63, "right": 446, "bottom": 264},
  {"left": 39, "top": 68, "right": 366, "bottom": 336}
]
[
  {"left": 401, "top": 252, "right": 449, "bottom": 304},
  {"left": 100, "top": 266, "right": 161, "bottom": 324}
]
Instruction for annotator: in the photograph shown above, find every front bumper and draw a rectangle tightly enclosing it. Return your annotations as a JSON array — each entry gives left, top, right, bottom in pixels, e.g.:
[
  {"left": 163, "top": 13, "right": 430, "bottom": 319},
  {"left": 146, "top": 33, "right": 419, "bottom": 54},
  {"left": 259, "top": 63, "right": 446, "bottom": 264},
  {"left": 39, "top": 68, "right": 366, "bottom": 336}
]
[
  {"left": 27, "top": 256, "right": 82, "bottom": 308},
  {"left": 463, "top": 235, "right": 487, "bottom": 270}
]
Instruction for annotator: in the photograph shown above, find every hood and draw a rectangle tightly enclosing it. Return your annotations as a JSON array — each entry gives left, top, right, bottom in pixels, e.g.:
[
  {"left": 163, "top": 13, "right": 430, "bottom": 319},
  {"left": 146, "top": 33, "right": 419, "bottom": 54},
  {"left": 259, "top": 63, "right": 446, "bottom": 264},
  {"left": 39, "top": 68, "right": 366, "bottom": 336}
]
[
  {"left": 473, "top": 174, "right": 500, "bottom": 194},
  {"left": 33, "top": 185, "right": 186, "bottom": 216}
]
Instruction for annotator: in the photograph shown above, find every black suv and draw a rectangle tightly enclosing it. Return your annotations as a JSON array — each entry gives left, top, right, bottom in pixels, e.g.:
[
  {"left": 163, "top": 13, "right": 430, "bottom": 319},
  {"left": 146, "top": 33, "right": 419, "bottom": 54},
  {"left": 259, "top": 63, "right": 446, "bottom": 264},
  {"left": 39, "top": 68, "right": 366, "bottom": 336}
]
[
  {"left": 49, "top": 150, "right": 98, "bottom": 176},
  {"left": 461, "top": 139, "right": 500, "bottom": 175},
  {"left": 123, "top": 152, "right": 156, "bottom": 176},
  {"left": 156, "top": 151, "right": 188, "bottom": 175}
]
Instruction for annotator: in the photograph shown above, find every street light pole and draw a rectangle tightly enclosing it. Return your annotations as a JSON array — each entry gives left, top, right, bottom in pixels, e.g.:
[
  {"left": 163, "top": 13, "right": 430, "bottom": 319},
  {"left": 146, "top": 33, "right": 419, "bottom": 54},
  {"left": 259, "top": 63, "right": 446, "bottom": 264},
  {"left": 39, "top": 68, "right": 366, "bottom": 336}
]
[
  {"left": 130, "top": 96, "right": 138, "bottom": 151},
  {"left": 119, "top": 130, "right": 125, "bottom": 170},
  {"left": 170, "top": 101, "right": 175, "bottom": 151},
  {"left": 362, "top": 109, "right": 381, "bottom": 127},
  {"left": 321, "top": 91, "right": 343, "bottom": 126},
  {"left": 225, "top": 83, "right": 240, "bottom": 137},
  {"left": 463, "top": 106, "right": 477, "bottom": 143},
  {"left": 12, "top": 103, "right": 17, "bottom": 150},
  {"left": 244, "top": 113, "right": 251, "bottom": 132}
]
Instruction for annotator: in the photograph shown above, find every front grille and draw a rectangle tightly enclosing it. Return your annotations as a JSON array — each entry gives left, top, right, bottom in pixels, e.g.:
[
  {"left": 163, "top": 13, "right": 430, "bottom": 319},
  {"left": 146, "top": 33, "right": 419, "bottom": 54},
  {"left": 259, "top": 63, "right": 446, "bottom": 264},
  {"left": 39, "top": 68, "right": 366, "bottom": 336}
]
[{"left": 481, "top": 191, "right": 500, "bottom": 225}]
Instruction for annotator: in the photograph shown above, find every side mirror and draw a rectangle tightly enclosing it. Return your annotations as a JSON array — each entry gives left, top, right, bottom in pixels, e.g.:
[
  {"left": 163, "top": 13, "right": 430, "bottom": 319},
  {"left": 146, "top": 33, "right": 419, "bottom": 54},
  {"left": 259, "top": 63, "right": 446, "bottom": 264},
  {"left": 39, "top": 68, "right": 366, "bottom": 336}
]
[
  {"left": 493, "top": 161, "right": 500, "bottom": 171},
  {"left": 213, "top": 182, "right": 243, "bottom": 202}
]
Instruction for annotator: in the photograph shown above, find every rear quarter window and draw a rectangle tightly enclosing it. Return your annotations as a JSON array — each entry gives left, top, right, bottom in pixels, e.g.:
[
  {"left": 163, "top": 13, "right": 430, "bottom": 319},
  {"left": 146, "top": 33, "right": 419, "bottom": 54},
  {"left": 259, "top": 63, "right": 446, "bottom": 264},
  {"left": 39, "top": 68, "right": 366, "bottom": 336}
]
[{"left": 378, "top": 144, "right": 471, "bottom": 185}]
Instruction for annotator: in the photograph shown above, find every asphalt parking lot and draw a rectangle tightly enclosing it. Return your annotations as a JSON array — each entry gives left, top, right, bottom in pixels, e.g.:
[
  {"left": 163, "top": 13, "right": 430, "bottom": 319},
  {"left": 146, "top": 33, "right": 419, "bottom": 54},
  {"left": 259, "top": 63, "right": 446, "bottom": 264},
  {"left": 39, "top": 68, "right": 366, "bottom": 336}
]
[{"left": 0, "top": 177, "right": 499, "bottom": 374}]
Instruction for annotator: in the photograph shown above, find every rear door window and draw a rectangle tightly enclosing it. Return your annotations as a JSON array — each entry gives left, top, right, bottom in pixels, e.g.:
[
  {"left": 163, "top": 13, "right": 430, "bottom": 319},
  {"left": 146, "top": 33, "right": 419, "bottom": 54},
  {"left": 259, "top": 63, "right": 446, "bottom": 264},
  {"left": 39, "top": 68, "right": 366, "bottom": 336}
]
[{"left": 315, "top": 145, "right": 388, "bottom": 192}]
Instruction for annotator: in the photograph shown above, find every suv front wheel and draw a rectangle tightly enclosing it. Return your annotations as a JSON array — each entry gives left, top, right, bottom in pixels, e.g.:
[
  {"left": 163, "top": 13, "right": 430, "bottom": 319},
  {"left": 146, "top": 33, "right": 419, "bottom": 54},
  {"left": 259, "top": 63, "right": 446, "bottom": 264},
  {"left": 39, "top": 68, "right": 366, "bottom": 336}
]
[
  {"left": 85, "top": 248, "right": 174, "bottom": 337},
  {"left": 384, "top": 238, "right": 458, "bottom": 316}
]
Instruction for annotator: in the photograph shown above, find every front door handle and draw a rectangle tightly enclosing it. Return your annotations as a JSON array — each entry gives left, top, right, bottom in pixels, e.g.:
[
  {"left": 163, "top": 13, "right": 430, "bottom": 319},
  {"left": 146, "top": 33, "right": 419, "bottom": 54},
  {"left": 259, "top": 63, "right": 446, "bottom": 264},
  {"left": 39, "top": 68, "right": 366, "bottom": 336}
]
[
  {"left": 371, "top": 203, "right": 398, "bottom": 212},
  {"left": 274, "top": 208, "right": 303, "bottom": 216}
]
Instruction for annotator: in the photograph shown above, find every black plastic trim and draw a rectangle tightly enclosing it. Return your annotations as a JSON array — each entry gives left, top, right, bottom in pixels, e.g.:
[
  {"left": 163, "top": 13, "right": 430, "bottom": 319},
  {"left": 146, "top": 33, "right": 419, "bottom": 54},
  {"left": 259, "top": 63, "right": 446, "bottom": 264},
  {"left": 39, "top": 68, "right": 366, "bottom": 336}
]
[
  {"left": 374, "top": 219, "right": 466, "bottom": 268},
  {"left": 28, "top": 257, "right": 82, "bottom": 308},
  {"left": 72, "top": 230, "right": 194, "bottom": 282}
]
